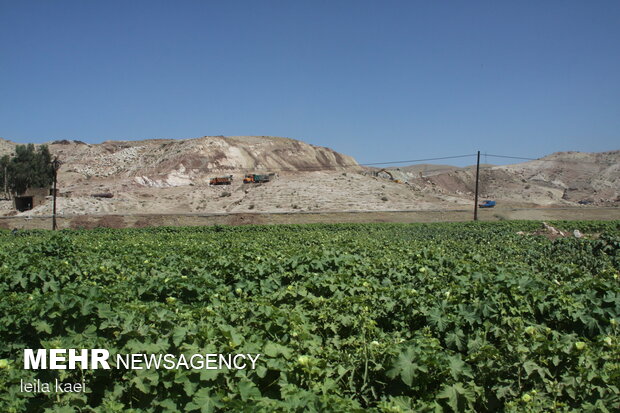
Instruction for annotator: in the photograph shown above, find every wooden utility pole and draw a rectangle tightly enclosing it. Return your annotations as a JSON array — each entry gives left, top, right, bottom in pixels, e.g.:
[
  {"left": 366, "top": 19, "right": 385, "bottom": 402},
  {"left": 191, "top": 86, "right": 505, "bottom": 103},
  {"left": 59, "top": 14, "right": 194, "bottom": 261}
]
[
  {"left": 473, "top": 150, "right": 480, "bottom": 221},
  {"left": 52, "top": 157, "right": 61, "bottom": 230}
]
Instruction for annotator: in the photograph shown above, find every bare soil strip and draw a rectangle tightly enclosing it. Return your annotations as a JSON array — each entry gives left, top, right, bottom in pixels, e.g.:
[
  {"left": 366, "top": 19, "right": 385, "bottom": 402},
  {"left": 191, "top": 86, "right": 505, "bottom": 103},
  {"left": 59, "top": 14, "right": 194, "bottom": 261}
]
[{"left": 0, "top": 207, "right": 618, "bottom": 230}]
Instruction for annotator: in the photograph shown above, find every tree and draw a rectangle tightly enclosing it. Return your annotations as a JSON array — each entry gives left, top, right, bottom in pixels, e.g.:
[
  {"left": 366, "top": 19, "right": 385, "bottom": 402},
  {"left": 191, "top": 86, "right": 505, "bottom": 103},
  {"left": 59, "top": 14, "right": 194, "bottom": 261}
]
[
  {"left": 0, "top": 155, "right": 9, "bottom": 198},
  {"left": 5, "top": 144, "right": 55, "bottom": 195}
]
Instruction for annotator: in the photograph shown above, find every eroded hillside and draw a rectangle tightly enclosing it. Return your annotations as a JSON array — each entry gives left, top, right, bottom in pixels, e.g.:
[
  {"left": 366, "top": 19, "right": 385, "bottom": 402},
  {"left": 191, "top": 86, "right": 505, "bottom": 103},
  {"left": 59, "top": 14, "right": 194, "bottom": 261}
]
[{"left": 0, "top": 137, "right": 617, "bottom": 216}]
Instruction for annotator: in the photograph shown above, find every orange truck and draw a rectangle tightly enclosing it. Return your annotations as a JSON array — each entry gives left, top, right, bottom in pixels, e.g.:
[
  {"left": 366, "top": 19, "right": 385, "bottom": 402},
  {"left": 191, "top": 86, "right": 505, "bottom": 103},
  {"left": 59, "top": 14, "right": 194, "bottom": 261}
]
[
  {"left": 209, "top": 175, "right": 233, "bottom": 185},
  {"left": 243, "top": 174, "right": 271, "bottom": 184}
]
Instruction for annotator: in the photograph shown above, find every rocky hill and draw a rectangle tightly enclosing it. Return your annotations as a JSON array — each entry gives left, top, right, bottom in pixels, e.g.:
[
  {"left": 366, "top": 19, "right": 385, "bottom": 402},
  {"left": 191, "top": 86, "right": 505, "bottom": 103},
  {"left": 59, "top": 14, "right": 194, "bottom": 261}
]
[
  {"left": 0, "top": 136, "right": 618, "bottom": 216},
  {"left": 389, "top": 151, "right": 620, "bottom": 207},
  {"left": 1, "top": 135, "right": 359, "bottom": 181}
]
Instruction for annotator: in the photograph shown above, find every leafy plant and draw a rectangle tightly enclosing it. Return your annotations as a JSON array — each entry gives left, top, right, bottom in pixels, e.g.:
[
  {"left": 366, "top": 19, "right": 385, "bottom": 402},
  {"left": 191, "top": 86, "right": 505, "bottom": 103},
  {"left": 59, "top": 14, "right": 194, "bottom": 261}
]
[{"left": 0, "top": 221, "right": 618, "bottom": 411}]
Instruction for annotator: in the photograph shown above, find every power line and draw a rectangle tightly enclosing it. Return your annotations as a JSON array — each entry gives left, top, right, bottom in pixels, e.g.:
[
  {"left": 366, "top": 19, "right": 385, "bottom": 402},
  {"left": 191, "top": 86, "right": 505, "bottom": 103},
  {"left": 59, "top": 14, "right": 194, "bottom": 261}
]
[
  {"left": 485, "top": 154, "right": 539, "bottom": 161},
  {"left": 189, "top": 152, "right": 616, "bottom": 174},
  {"left": 196, "top": 164, "right": 360, "bottom": 173},
  {"left": 360, "top": 154, "right": 477, "bottom": 166},
  {"left": 199, "top": 154, "right": 479, "bottom": 174},
  {"left": 486, "top": 153, "right": 617, "bottom": 166},
  {"left": 204, "top": 154, "right": 482, "bottom": 173}
]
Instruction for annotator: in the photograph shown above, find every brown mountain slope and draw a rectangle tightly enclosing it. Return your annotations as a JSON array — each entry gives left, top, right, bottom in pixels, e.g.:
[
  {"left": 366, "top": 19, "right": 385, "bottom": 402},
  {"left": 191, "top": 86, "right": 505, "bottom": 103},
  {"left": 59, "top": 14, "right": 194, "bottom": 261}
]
[
  {"left": 0, "top": 137, "right": 618, "bottom": 216},
  {"left": 397, "top": 151, "right": 619, "bottom": 206}
]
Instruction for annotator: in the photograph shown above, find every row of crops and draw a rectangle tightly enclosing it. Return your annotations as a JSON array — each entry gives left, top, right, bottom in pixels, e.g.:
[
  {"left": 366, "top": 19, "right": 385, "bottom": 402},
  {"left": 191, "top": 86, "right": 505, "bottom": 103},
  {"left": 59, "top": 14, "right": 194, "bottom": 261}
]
[{"left": 0, "top": 221, "right": 619, "bottom": 412}]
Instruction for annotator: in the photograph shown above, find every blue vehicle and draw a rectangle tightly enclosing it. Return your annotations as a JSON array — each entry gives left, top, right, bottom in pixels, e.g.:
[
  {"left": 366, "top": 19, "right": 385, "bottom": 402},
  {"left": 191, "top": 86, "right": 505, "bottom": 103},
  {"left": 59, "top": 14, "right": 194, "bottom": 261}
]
[{"left": 479, "top": 200, "right": 496, "bottom": 208}]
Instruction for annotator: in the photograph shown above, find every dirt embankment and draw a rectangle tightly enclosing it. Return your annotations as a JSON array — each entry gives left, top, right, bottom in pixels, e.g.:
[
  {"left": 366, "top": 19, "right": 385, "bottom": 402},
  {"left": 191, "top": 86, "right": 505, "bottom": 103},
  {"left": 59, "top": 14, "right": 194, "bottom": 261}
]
[{"left": 1, "top": 207, "right": 619, "bottom": 230}]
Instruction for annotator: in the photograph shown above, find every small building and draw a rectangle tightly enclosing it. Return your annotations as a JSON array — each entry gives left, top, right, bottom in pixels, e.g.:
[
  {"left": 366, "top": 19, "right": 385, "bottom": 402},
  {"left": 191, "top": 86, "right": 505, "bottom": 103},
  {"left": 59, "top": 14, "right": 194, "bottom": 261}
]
[{"left": 13, "top": 187, "right": 51, "bottom": 212}]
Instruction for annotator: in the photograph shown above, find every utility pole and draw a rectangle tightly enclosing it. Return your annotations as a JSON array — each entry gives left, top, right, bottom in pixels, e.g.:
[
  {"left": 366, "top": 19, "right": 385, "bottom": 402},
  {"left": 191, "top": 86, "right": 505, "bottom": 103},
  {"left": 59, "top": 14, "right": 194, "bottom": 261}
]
[
  {"left": 51, "top": 157, "right": 61, "bottom": 230},
  {"left": 473, "top": 150, "right": 480, "bottom": 221}
]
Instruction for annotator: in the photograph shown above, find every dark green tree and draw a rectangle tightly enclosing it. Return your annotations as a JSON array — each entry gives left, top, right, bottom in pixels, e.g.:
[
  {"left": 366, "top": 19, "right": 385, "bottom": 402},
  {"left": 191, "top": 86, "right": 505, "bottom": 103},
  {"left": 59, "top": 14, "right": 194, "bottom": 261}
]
[
  {"left": 5, "top": 144, "right": 55, "bottom": 195},
  {"left": 0, "top": 154, "right": 9, "bottom": 198},
  {"left": 32, "top": 145, "right": 54, "bottom": 187}
]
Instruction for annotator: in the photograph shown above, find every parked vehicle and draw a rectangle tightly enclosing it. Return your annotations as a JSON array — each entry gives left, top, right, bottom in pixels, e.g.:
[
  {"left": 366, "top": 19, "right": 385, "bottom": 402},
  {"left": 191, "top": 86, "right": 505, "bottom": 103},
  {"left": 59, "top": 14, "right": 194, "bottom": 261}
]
[
  {"left": 479, "top": 200, "right": 496, "bottom": 208},
  {"left": 243, "top": 173, "right": 275, "bottom": 184},
  {"left": 209, "top": 175, "right": 233, "bottom": 185}
]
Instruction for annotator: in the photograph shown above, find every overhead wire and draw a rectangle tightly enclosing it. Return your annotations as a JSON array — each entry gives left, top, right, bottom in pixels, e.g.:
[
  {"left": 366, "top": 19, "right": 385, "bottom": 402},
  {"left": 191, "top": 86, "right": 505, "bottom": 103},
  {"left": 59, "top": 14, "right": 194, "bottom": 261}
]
[
  {"left": 202, "top": 154, "right": 478, "bottom": 173},
  {"left": 485, "top": 153, "right": 617, "bottom": 166},
  {"left": 202, "top": 152, "right": 616, "bottom": 174},
  {"left": 360, "top": 154, "right": 477, "bottom": 166}
]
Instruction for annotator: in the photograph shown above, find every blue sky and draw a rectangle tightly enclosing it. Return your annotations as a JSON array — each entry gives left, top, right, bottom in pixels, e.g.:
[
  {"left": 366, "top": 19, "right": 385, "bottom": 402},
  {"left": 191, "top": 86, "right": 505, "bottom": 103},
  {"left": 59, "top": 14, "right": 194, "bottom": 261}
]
[{"left": 1, "top": 1, "right": 618, "bottom": 166}]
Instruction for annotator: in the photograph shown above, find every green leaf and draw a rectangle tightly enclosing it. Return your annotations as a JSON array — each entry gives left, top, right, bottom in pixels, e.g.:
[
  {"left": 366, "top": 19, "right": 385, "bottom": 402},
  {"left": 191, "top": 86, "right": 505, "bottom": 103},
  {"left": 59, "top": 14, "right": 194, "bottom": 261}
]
[
  {"left": 131, "top": 375, "right": 149, "bottom": 393},
  {"left": 183, "top": 379, "right": 197, "bottom": 397},
  {"left": 428, "top": 308, "right": 448, "bottom": 331},
  {"left": 264, "top": 342, "right": 293, "bottom": 359},
  {"left": 47, "top": 406, "right": 76, "bottom": 413},
  {"left": 34, "top": 320, "right": 52, "bottom": 334},
  {"left": 172, "top": 326, "right": 188, "bottom": 347},
  {"left": 447, "top": 355, "right": 472, "bottom": 380},
  {"left": 437, "top": 383, "right": 463, "bottom": 412},
  {"left": 97, "top": 304, "right": 116, "bottom": 319},
  {"left": 387, "top": 348, "right": 426, "bottom": 387},
  {"left": 238, "top": 379, "right": 261, "bottom": 401},
  {"left": 187, "top": 388, "right": 219, "bottom": 413},
  {"left": 446, "top": 329, "right": 465, "bottom": 351},
  {"left": 156, "top": 399, "right": 179, "bottom": 412},
  {"left": 437, "top": 383, "right": 474, "bottom": 412},
  {"left": 200, "top": 369, "right": 220, "bottom": 381},
  {"left": 255, "top": 365, "right": 268, "bottom": 378},
  {"left": 523, "top": 360, "right": 546, "bottom": 379}
]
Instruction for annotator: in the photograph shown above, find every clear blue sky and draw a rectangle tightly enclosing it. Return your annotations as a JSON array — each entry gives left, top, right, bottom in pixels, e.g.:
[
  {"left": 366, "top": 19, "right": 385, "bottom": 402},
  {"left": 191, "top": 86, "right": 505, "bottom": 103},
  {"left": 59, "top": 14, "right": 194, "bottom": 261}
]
[{"left": 1, "top": 1, "right": 618, "bottom": 166}]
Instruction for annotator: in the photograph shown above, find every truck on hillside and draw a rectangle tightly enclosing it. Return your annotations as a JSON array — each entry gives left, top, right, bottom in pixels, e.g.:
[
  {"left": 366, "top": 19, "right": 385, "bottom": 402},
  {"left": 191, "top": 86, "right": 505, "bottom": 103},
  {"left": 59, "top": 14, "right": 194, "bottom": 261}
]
[
  {"left": 209, "top": 175, "right": 233, "bottom": 185},
  {"left": 243, "top": 173, "right": 274, "bottom": 184}
]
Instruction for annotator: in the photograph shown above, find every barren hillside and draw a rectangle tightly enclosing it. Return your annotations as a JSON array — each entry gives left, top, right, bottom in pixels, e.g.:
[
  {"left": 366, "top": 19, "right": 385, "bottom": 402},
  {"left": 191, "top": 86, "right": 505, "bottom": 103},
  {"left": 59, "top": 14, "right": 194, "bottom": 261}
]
[
  {"left": 0, "top": 136, "right": 618, "bottom": 217},
  {"left": 384, "top": 151, "right": 620, "bottom": 207}
]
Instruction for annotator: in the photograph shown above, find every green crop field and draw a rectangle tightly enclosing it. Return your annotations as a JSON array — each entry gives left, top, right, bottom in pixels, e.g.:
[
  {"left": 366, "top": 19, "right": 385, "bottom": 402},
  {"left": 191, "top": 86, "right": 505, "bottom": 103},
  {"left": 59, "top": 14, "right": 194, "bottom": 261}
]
[{"left": 1, "top": 221, "right": 619, "bottom": 412}]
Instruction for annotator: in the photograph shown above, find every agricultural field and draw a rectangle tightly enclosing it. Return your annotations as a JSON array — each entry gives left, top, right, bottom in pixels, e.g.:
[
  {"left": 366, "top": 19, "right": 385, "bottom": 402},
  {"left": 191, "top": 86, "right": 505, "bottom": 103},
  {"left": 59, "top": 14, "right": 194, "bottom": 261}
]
[{"left": 0, "top": 221, "right": 619, "bottom": 412}]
